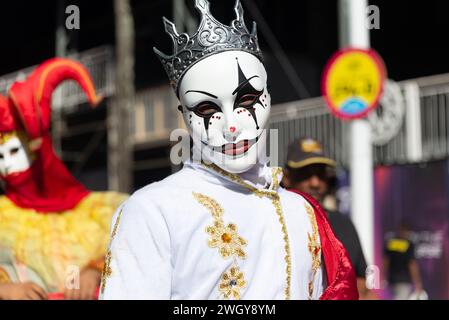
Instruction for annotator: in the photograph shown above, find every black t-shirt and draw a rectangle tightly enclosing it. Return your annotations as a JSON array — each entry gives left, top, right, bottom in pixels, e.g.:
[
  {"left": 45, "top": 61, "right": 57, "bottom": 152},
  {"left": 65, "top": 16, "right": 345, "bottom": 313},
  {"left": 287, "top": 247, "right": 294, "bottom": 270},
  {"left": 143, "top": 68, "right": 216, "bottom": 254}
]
[
  {"left": 384, "top": 238, "right": 415, "bottom": 284},
  {"left": 326, "top": 210, "right": 368, "bottom": 279}
]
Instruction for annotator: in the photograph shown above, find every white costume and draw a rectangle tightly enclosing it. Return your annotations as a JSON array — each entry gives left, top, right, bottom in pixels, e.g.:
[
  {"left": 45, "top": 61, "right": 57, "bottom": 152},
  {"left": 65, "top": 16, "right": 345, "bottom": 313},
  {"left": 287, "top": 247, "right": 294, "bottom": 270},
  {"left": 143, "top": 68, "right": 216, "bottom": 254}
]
[
  {"left": 100, "top": 161, "right": 324, "bottom": 299},
  {"left": 101, "top": 0, "right": 326, "bottom": 300}
]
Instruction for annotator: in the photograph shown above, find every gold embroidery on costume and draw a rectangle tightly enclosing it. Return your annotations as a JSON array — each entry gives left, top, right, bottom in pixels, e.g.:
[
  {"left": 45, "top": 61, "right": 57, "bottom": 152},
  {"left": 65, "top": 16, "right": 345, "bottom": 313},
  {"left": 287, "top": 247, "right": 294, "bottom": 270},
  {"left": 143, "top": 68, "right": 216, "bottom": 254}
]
[
  {"left": 193, "top": 192, "right": 247, "bottom": 299},
  {"left": 271, "top": 193, "right": 292, "bottom": 300},
  {"left": 193, "top": 192, "right": 247, "bottom": 259},
  {"left": 305, "top": 201, "right": 321, "bottom": 299},
  {"left": 201, "top": 163, "right": 292, "bottom": 300},
  {"left": 206, "top": 221, "right": 247, "bottom": 259},
  {"left": 100, "top": 251, "right": 112, "bottom": 294},
  {"left": 100, "top": 208, "right": 123, "bottom": 294},
  {"left": 192, "top": 192, "right": 223, "bottom": 219},
  {"left": 219, "top": 265, "right": 247, "bottom": 300}
]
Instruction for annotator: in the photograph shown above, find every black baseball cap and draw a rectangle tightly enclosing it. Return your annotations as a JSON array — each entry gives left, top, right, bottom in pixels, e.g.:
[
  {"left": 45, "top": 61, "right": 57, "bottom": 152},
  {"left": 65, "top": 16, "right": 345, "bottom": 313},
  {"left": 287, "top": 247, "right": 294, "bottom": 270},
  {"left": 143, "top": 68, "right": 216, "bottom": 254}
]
[{"left": 286, "top": 137, "right": 336, "bottom": 169}]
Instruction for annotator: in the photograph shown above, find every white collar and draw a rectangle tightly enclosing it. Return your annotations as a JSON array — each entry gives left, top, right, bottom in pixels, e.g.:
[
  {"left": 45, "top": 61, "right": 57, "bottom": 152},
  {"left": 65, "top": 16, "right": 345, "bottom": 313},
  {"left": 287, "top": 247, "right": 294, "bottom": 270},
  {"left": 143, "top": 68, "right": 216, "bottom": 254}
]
[{"left": 184, "top": 159, "right": 283, "bottom": 194}]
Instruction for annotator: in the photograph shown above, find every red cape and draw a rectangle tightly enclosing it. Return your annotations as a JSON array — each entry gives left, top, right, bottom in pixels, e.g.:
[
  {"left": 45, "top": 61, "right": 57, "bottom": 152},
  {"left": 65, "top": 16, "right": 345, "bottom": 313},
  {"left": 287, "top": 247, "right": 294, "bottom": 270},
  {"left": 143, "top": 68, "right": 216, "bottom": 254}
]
[{"left": 289, "top": 189, "right": 359, "bottom": 300}]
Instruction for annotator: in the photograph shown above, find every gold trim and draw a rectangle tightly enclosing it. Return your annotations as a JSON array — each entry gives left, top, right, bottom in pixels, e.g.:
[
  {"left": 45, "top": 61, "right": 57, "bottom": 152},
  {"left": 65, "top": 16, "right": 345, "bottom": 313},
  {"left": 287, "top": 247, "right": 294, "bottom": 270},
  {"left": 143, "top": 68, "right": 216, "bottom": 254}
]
[
  {"left": 0, "top": 131, "right": 18, "bottom": 144},
  {"left": 305, "top": 202, "right": 321, "bottom": 299},
  {"left": 271, "top": 194, "right": 292, "bottom": 300},
  {"left": 287, "top": 157, "right": 336, "bottom": 169},
  {"left": 202, "top": 163, "right": 292, "bottom": 300},
  {"left": 202, "top": 163, "right": 282, "bottom": 197},
  {"left": 101, "top": 208, "right": 123, "bottom": 294}
]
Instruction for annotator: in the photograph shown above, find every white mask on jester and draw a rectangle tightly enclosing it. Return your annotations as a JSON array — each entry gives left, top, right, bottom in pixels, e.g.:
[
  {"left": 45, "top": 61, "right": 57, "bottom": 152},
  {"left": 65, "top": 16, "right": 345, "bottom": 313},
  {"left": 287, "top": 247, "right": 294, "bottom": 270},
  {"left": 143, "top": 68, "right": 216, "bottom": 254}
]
[
  {"left": 179, "top": 51, "right": 271, "bottom": 174},
  {"left": 0, "top": 135, "right": 32, "bottom": 177}
]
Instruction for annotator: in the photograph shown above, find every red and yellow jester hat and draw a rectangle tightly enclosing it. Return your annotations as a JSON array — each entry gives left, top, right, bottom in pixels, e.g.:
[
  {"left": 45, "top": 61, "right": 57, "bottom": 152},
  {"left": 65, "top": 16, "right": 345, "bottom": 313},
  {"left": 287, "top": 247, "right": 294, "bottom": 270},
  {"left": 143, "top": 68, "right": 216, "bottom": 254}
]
[
  {"left": 1, "top": 58, "right": 102, "bottom": 213},
  {"left": 8, "top": 58, "right": 102, "bottom": 140},
  {"left": 0, "top": 94, "right": 17, "bottom": 134}
]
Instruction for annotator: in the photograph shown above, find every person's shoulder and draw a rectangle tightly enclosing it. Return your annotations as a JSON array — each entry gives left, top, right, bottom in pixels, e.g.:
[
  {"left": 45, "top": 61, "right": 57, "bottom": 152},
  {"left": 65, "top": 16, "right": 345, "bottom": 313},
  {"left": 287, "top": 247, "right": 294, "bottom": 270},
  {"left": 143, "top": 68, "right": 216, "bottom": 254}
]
[
  {"left": 118, "top": 166, "right": 201, "bottom": 219},
  {"left": 280, "top": 189, "right": 322, "bottom": 221},
  {"left": 132, "top": 166, "right": 198, "bottom": 200},
  {"left": 280, "top": 187, "right": 309, "bottom": 204}
]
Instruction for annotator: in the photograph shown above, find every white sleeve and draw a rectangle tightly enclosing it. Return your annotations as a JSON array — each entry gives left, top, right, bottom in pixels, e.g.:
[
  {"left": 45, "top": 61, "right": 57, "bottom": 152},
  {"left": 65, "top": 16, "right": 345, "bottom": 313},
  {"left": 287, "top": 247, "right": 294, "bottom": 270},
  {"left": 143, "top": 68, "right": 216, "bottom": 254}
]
[{"left": 100, "top": 197, "right": 172, "bottom": 300}]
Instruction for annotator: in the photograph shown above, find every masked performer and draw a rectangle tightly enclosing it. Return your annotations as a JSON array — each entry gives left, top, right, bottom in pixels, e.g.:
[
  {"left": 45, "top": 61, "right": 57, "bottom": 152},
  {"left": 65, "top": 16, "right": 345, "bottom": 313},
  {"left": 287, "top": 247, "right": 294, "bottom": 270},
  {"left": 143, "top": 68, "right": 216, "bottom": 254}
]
[
  {"left": 0, "top": 58, "right": 127, "bottom": 300},
  {"left": 101, "top": 0, "right": 357, "bottom": 300}
]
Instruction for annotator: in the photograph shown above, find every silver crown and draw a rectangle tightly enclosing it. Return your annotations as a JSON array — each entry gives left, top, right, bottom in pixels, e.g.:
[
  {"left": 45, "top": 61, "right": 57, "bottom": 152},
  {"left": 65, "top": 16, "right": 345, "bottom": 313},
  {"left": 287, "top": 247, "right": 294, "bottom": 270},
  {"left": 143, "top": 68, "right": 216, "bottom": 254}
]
[{"left": 153, "top": 0, "right": 263, "bottom": 95}]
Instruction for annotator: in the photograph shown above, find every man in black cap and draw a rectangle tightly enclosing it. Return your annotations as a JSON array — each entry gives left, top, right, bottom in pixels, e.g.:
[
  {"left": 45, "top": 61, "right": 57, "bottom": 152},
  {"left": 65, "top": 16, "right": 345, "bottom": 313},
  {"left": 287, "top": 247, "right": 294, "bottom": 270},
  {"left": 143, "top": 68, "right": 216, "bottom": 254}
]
[{"left": 282, "top": 137, "right": 376, "bottom": 299}]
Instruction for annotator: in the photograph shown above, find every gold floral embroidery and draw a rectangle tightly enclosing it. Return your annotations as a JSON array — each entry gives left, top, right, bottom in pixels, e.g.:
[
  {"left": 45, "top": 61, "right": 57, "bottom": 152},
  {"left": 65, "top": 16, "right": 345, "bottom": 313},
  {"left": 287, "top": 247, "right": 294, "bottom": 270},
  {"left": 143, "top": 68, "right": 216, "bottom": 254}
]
[
  {"left": 193, "top": 192, "right": 248, "bottom": 299},
  {"left": 100, "top": 208, "right": 123, "bottom": 294},
  {"left": 202, "top": 163, "right": 292, "bottom": 300},
  {"left": 193, "top": 192, "right": 247, "bottom": 260},
  {"left": 206, "top": 221, "right": 247, "bottom": 259},
  {"left": 219, "top": 265, "right": 247, "bottom": 300},
  {"left": 305, "top": 202, "right": 321, "bottom": 299}
]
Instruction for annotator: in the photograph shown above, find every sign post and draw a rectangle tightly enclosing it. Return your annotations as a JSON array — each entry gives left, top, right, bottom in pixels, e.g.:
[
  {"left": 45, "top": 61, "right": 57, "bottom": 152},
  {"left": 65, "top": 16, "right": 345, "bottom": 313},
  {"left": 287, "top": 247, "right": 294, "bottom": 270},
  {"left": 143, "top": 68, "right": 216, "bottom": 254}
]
[{"left": 321, "top": 0, "right": 387, "bottom": 266}]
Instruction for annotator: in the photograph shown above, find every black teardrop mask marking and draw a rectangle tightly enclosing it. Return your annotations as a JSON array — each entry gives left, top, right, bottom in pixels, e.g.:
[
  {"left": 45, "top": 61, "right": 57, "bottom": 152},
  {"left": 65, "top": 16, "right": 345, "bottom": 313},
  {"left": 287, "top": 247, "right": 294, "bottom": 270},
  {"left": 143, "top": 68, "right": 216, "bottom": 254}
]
[
  {"left": 203, "top": 116, "right": 212, "bottom": 133},
  {"left": 186, "top": 102, "right": 222, "bottom": 138}
]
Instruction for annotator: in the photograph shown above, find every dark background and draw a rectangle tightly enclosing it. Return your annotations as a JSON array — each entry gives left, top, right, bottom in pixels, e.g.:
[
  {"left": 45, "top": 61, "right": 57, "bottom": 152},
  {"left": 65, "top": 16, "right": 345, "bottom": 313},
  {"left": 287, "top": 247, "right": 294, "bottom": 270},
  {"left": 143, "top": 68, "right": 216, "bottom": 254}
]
[
  {"left": 2, "top": 0, "right": 449, "bottom": 190},
  {"left": 2, "top": 0, "right": 449, "bottom": 103}
]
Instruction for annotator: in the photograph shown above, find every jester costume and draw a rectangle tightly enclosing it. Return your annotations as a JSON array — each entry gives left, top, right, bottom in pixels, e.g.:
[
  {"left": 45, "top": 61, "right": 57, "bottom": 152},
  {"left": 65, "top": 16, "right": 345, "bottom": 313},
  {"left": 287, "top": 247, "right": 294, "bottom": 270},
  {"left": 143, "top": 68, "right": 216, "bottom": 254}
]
[{"left": 0, "top": 58, "right": 127, "bottom": 294}]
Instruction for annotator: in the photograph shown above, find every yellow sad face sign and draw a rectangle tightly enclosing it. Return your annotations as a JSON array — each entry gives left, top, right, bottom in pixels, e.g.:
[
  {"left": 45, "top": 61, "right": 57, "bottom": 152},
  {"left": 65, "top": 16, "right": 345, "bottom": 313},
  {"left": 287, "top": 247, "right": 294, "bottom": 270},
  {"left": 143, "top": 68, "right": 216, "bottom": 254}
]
[{"left": 322, "top": 48, "right": 386, "bottom": 120}]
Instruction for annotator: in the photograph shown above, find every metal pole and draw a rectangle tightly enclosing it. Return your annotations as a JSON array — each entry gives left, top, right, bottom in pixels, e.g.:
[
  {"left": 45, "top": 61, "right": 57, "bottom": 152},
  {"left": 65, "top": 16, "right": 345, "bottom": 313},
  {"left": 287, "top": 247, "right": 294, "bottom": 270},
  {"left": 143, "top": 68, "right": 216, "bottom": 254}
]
[
  {"left": 109, "top": 0, "right": 135, "bottom": 192},
  {"left": 173, "top": 0, "right": 197, "bottom": 34},
  {"left": 339, "top": 0, "right": 374, "bottom": 265},
  {"left": 54, "top": 0, "right": 68, "bottom": 157},
  {"left": 404, "top": 82, "right": 423, "bottom": 162}
]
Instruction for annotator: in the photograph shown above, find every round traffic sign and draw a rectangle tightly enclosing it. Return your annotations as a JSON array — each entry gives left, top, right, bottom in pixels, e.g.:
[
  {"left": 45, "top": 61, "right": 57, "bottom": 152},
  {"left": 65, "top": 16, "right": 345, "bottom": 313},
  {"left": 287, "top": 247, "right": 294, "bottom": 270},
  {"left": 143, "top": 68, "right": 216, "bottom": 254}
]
[{"left": 322, "top": 48, "right": 386, "bottom": 120}]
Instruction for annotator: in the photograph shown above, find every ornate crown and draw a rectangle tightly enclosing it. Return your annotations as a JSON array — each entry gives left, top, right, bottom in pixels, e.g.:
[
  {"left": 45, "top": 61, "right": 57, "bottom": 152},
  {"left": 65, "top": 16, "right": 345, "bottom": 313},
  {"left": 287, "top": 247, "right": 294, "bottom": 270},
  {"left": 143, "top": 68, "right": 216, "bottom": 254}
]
[{"left": 153, "top": 0, "right": 263, "bottom": 95}]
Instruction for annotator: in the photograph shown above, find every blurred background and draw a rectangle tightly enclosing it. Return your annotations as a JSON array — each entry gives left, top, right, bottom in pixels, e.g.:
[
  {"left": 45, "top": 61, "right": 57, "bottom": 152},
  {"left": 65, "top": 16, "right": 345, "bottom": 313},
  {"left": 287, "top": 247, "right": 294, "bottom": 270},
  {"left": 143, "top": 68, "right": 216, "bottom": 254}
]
[{"left": 0, "top": 0, "right": 448, "bottom": 299}]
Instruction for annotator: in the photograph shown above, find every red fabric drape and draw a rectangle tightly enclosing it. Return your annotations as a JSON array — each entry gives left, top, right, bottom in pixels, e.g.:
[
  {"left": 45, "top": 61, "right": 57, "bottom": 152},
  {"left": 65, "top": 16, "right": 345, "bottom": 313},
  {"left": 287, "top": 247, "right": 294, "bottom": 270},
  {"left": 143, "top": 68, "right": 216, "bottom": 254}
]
[{"left": 288, "top": 189, "right": 359, "bottom": 300}]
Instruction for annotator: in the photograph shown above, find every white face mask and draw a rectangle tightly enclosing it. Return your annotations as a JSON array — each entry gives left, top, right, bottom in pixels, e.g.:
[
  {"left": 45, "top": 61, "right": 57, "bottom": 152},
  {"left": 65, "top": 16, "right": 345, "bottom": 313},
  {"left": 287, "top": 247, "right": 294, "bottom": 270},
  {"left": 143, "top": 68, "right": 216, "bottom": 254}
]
[
  {"left": 0, "top": 136, "right": 32, "bottom": 176},
  {"left": 178, "top": 51, "right": 271, "bottom": 174}
]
